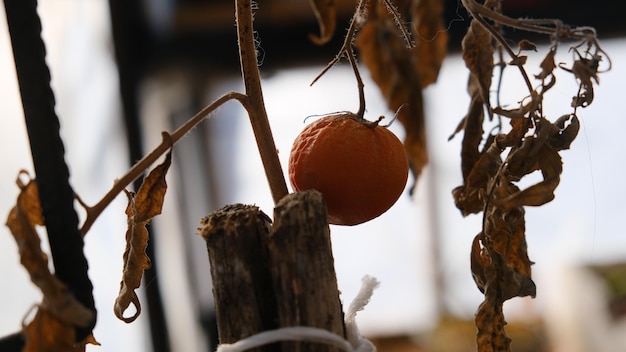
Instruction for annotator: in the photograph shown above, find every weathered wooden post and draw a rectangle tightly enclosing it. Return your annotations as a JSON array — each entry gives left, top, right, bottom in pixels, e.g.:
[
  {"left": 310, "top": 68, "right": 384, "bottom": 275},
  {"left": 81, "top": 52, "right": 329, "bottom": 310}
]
[{"left": 199, "top": 190, "right": 345, "bottom": 352}]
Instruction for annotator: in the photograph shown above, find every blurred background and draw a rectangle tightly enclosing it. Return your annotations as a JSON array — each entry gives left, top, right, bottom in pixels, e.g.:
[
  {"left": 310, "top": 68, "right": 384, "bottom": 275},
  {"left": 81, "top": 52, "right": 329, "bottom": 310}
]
[{"left": 1, "top": 0, "right": 625, "bottom": 351}]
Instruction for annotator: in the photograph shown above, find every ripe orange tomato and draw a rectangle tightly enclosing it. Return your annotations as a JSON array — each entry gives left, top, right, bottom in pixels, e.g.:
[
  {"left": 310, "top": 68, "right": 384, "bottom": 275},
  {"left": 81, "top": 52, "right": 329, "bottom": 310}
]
[{"left": 288, "top": 113, "right": 409, "bottom": 226}]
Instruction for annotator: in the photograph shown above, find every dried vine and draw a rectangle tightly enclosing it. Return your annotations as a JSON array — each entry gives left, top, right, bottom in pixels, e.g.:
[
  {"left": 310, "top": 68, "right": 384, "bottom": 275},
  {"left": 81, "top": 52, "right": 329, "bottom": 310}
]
[{"left": 451, "top": 0, "right": 610, "bottom": 350}]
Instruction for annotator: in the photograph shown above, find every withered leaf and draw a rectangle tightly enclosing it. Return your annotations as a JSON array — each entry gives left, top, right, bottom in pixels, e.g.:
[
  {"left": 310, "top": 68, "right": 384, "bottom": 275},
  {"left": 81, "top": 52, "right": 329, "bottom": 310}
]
[
  {"left": 461, "top": 10, "right": 494, "bottom": 109},
  {"left": 22, "top": 307, "right": 99, "bottom": 352},
  {"left": 355, "top": 2, "right": 428, "bottom": 187},
  {"left": 470, "top": 234, "right": 489, "bottom": 293},
  {"left": 535, "top": 46, "right": 557, "bottom": 80},
  {"left": 6, "top": 172, "right": 94, "bottom": 330},
  {"left": 549, "top": 114, "right": 579, "bottom": 150},
  {"left": 23, "top": 307, "right": 77, "bottom": 352},
  {"left": 508, "top": 55, "right": 527, "bottom": 66},
  {"left": 114, "top": 150, "right": 172, "bottom": 323},
  {"left": 412, "top": 0, "right": 448, "bottom": 88},
  {"left": 453, "top": 139, "right": 502, "bottom": 215},
  {"left": 495, "top": 143, "right": 562, "bottom": 209},
  {"left": 475, "top": 295, "right": 511, "bottom": 352},
  {"left": 568, "top": 56, "right": 600, "bottom": 108},
  {"left": 518, "top": 39, "right": 537, "bottom": 52},
  {"left": 308, "top": 0, "right": 336, "bottom": 45},
  {"left": 452, "top": 4, "right": 496, "bottom": 195}
]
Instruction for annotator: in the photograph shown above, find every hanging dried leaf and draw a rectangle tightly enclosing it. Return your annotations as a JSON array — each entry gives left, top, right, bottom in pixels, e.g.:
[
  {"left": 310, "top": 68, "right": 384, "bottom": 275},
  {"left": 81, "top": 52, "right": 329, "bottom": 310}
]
[
  {"left": 22, "top": 307, "right": 99, "bottom": 352},
  {"left": 451, "top": 5, "right": 495, "bottom": 186},
  {"left": 535, "top": 46, "right": 557, "bottom": 80},
  {"left": 355, "top": 1, "right": 428, "bottom": 188},
  {"left": 412, "top": 0, "right": 448, "bottom": 87},
  {"left": 6, "top": 172, "right": 95, "bottom": 329},
  {"left": 308, "top": 0, "right": 336, "bottom": 45},
  {"left": 461, "top": 9, "right": 494, "bottom": 110},
  {"left": 518, "top": 39, "right": 537, "bottom": 52},
  {"left": 114, "top": 150, "right": 172, "bottom": 323},
  {"left": 22, "top": 307, "right": 77, "bottom": 352},
  {"left": 567, "top": 54, "right": 600, "bottom": 108},
  {"left": 454, "top": 1, "right": 608, "bottom": 351},
  {"left": 452, "top": 138, "right": 501, "bottom": 215}
]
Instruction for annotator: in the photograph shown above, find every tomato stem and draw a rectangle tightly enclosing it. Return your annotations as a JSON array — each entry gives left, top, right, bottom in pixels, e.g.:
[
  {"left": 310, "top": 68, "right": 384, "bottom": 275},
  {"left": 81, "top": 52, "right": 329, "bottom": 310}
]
[{"left": 235, "top": 0, "right": 289, "bottom": 205}]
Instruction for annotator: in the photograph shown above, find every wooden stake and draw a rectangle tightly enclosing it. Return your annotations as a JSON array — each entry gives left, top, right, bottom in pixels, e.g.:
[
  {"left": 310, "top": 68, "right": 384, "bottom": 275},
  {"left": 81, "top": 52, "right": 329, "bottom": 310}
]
[
  {"left": 269, "top": 191, "right": 345, "bottom": 352},
  {"left": 199, "top": 191, "right": 345, "bottom": 352}
]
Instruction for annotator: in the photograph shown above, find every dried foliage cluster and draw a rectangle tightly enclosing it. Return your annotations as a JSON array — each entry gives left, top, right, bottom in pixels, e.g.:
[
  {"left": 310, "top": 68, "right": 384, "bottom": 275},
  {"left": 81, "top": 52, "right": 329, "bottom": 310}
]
[
  {"left": 312, "top": 0, "right": 610, "bottom": 350},
  {"left": 450, "top": 0, "right": 609, "bottom": 350},
  {"left": 6, "top": 172, "right": 97, "bottom": 351},
  {"left": 6, "top": 148, "right": 172, "bottom": 350},
  {"left": 311, "top": 0, "right": 448, "bottom": 190}
]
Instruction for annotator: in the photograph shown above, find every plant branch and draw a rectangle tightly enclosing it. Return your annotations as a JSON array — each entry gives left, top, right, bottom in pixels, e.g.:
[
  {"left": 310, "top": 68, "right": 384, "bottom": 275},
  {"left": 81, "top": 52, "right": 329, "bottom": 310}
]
[
  {"left": 84, "top": 0, "right": 294, "bottom": 235},
  {"left": 80, "top": 92, "right": 247, "bottom": 235},
  {"left": 461, "top": 0, "right": 595, "bottom": 39},
  {"left": 235, "top": 0, "right": 289, "bottom": 205},
  {"left": 311, "top": 0, "right": 369, "bottom": 86}
]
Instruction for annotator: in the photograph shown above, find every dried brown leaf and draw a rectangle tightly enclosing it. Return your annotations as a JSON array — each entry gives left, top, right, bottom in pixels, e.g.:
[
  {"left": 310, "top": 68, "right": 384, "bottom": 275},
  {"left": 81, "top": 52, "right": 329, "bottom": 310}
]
[
  {"left": 308, "top": 0, "right": 336, "bottom": 45},
  {"left": 475, "top": 296, "right": 511, "bottom": 352},
  {"left": 412, "top": 0, "right": 448, "bottom": 87},
  {"left": 355, "top": 4, "right": 428, "bottom": 185},
  {"left": 452, "top": 8, "right": 495, "bottom": 190},
  {"left": 508, "top": 55, "right": 527, "bottom": 66},
  {"left": 22, "top": 307, "right": 99, "bottom": 352},
  {"left": 549, "top": 114, "right": 579, "bottom": 150},
  {"left": 535, "top": 46, "right": 556, "bottom": 80},
  {"left": 470, "top": 234, "right": 489, "bottom": 293},
  {"left": 518, "top": 39, "right": 537, "bottom": 52},
  {"left": 495, "top": 141, "right": 563, "bottom": 209},
  {"left": 6, "top": 172, "right": 94, "bottom": 329},
  {"left": 568, "top": 56, "right": 600, "bottom": 108},
  {"left": 461, "top": 13, "right": 494, "bottom": 109},
  {"left": 114, "top": 150, "right": 172, "bottom": 323},
  {"left": 453, "top": 139, "right": 501, "bottom": 215},
  {"left": 23, "top": 308, "right": 77, "bottom": 352}
]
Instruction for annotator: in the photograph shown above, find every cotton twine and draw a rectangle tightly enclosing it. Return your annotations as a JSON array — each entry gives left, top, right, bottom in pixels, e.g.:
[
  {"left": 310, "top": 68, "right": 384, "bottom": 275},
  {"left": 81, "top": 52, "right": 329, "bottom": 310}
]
[{"left": 216, "top": 275, "right": 380, "bottom": 352}]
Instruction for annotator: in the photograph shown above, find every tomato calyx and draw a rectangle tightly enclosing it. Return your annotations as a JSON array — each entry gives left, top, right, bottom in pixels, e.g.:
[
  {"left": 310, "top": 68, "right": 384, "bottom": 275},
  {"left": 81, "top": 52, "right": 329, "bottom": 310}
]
[{"left": 331, "top": 112, "right": 386, "bottom": 129}]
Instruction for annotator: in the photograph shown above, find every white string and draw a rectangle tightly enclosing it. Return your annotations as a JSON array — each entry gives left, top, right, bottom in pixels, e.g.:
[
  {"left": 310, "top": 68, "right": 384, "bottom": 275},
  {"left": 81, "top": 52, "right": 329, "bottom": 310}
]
[{"left": 216, "top": 275, "right": 380, "bottom": 352}]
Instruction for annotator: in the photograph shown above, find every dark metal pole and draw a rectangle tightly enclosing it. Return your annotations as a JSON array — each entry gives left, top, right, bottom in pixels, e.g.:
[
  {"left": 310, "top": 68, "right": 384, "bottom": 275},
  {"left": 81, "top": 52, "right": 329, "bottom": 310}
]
[{"left": 3, "top": 0, "right": 96, "bottom": 344}]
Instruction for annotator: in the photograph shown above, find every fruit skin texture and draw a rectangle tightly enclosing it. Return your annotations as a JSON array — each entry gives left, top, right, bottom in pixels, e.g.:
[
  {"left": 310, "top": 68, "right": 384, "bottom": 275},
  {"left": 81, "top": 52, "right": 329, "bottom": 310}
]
[{"left": 288, "top": 113, "right": 409, "bottom": 226}]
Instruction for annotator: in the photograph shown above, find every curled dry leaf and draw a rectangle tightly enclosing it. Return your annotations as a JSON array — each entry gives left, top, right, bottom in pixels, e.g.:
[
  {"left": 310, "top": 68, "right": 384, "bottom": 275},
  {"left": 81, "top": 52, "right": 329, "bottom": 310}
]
[
  {"left": 6, "top": 172, "right": 95, "bottom": 333},
  {"left": 114, "top": 149, "right": 172, "bottom": 323},
  {"left": 567, "top": 54, "right": 600, "bottom": 108},
  {"left": 308, "top": 0, "right": 336, "bottom": 45}
]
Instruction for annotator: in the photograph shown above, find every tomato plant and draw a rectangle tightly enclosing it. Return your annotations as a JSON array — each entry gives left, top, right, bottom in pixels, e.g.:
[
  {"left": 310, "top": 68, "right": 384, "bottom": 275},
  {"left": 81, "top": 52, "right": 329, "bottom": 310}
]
[{"left": 288, "top": 113, "right": 409, "bottom": 226}]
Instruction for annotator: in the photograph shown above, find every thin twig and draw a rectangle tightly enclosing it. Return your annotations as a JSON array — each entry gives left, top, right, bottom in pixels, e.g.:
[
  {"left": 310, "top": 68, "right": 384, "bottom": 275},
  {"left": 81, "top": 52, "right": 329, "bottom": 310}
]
[
  {"left": 80, "top": 92, "right": 247, "bottom": 235},
  {"left": 310, "top": 0, "right": 369, "bottom": 86}
]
